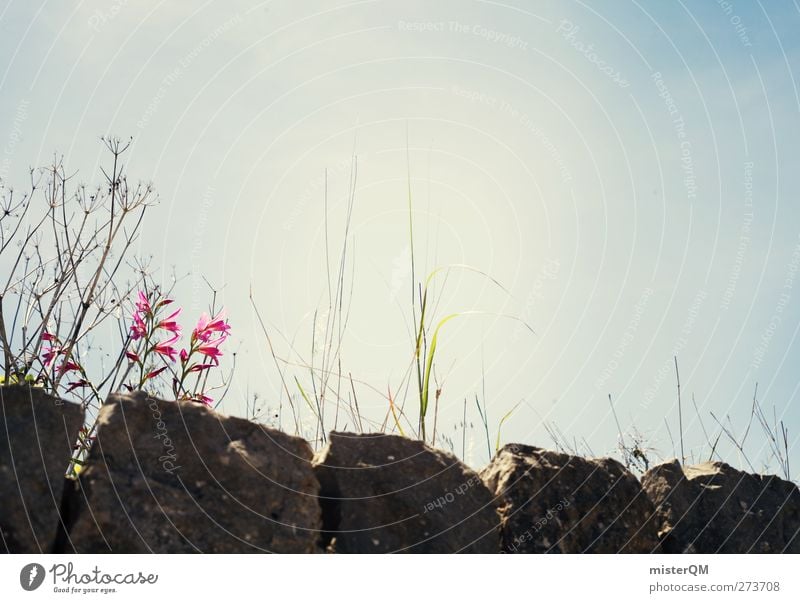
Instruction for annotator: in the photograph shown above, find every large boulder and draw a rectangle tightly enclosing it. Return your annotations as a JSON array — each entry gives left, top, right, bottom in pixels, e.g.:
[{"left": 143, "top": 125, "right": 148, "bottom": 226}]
[
  {"left": 314, "top": 432, "right": 500, "bottom": 553},
  {"left": 0, "top": 385, "right": 84, "bottom": 553},
  {"left": 481, "top": 444, "right": 660, "bottom": 553},
  {"left": 642, "top": 460, "right": 800, "bottom": 553},
  {"left": 63, "top": 392, "right": 321, "bottom": 553}
]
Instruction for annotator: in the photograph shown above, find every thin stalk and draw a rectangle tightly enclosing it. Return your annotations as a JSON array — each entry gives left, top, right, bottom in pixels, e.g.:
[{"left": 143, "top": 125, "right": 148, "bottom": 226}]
[{"left": 674, "top": 356, "right": 684, "bottom": 465}]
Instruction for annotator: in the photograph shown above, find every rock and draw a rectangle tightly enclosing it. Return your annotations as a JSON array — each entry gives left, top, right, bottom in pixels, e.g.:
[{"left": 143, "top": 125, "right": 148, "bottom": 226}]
[
  {"left": 314, "top": 432, "right": 500, "bottom": 553},
  {"left": 642, "top": 460, "right": 800, "bottom": 553},
  {"left": 481, "top": 444, "right": 660, "bottom": 553},
  {"left": 0, "top": 385, "right": 84, "bottom": 553},
  {"left": 64, "top": 392, "right": 321, "bottom": 553}
]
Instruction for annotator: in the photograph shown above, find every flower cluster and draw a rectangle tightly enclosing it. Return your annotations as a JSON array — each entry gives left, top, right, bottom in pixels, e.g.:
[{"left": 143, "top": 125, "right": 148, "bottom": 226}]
[
  {"left": 125, "top": 290, "right": 230, "bottom": 406},
  {"left": 40, "top": 331, "right": 91, "bottom": 393},
  {"left": 125, "top": 291, "right": 183, "bottom": 385},
  {"left": 174, "top": 310, "right": 231, "bottom": 405}
]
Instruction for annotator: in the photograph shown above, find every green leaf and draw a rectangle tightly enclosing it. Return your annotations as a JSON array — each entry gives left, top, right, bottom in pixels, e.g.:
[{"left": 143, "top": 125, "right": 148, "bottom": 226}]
[{"left": 496, "top": 401, "right": 523, "bottom": 454}]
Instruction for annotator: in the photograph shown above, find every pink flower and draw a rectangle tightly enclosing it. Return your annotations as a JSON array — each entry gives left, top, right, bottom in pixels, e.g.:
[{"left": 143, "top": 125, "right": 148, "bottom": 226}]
[
  {"left": 153, "top": 333, "right": 179, "bottom": 362},
  {"left": 125, "top": 350, "right": 140, "bottom": 363},
  {"left": 66, "top": 379, "right": 89, "bottom": 392},
  {"left": 130, "top": 312, "right": 147, "bottom": 340},
  {"left": 135, "top": 290, "right": 152, "bottom": 315},
  {"left": 156, "top": 308, "right": 182, "bottom": 335},
  {"left": 193, "top": 393, "right": 213, "bottom": 406},
  {"left": 41, "top": 331, "right": 57, "bottom": 342},
  {"left": 58, "top": 361, "right": 82, "bottom": 375},
  {"left": 192, "top": 309, "right": 230, "bottom": 343},
  {"left": 197, "top": 335, "right": 227, "bottom": 364},
  {"left": 41, "top": 346, "right": 61, "bottom": 370},
  {"left": 193, "top": 312, "right": 211, "bottom": 334},
  {"left": 146, "top": 366, "right": 168, "bottom": 380}
]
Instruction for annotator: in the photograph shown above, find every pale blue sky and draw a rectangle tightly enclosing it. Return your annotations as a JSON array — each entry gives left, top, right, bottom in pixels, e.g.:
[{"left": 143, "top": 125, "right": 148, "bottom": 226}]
[{"left": 1, "top": 0, "right": 799, "bottom": 474}]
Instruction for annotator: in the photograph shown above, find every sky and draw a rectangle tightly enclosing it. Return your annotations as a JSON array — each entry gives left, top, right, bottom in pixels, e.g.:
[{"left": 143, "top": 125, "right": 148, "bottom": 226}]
[{"left": 1, "top": 0, "right": 799, "bottom": 474}]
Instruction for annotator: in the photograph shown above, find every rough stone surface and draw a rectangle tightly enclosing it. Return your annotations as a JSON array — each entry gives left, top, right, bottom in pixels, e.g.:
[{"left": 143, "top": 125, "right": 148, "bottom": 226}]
[
  {"left": 642, "top": 460, "right": 800, "bottom": 553},
  {"left": 0, "top": 385, "right": 84, "bottom": 553},
  {"left": 313, "top": 432, "right": 500, "bottom": 553},
  {"left": 8, "top": 383, "right": 796, "bottom": 555},
  {"left": 64, "top": 392, "right": 321, "bottom": 553},
  {"left": 481, "top": 444, "right": 660, "bottom": 553}
]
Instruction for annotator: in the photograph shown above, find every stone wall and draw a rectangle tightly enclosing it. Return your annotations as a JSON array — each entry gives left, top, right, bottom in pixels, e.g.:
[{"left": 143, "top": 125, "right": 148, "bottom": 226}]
[{"left": 1, "top": 386, "right": 798, "bottom": 554}]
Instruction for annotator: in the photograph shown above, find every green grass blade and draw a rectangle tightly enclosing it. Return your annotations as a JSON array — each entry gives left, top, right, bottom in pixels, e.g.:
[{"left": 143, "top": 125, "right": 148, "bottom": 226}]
[
  {"left": 388, "top": 388, "right": 406, "bottom": 438},
  {"left": 496, "top": 401, "right": 522, "bottom": 453},
  {"left": 421, "top": 312, "right": 460, "bottom": 419},
  {"left": 424, "top": 264, "right": 513, "bottom": 297},
  {"left": 295, "top": 376, "right": 325, "bottom": 442}
]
